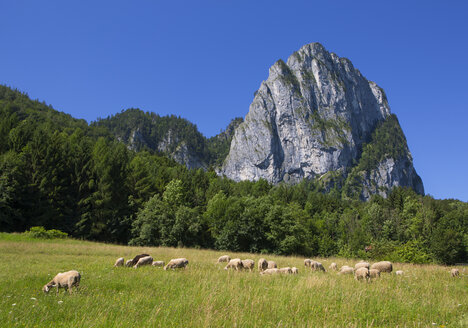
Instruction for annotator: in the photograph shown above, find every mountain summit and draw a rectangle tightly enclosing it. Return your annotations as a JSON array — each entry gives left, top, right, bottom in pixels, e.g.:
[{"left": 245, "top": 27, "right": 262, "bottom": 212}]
[{"left": 222, "top": 42, "right": 423, "bottom": 200}]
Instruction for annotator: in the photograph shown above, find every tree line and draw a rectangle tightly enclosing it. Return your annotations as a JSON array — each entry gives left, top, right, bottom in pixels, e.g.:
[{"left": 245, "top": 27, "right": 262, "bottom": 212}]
[{"left": 0, "top": 85, "right": 466, "bottom": 264}]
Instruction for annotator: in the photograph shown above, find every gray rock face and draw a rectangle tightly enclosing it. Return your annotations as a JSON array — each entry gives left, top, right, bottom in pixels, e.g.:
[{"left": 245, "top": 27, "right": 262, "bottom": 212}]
[
  {"left": 360, "top": 157, "right": 424, "bottom": 200},
  {"left": 222, "top": 42, "right": 423, "bottom": 198},
  {"left": 157, "top": 130, "right": 206, "bottom": 170}
]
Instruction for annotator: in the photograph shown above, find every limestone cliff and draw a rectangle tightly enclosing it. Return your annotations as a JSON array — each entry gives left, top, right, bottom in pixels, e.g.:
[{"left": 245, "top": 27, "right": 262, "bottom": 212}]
[{"left": 222, "top": 42, "right": 423, "bottom": 200}]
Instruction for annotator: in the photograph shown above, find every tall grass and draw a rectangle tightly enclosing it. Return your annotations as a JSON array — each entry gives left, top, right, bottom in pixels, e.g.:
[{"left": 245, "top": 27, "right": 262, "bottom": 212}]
[{"left": 0, "top": 233, "right": 466, "bottom": 327}]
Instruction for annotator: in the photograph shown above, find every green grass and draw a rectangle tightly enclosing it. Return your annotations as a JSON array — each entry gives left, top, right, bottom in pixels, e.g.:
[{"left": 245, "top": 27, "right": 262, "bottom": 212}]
[{"left": 0, "top": 233, "right": 466, "bottom": 327}]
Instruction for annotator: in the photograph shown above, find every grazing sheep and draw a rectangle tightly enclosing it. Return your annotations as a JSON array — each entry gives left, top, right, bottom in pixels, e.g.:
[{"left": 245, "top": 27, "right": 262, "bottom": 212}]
[
  {"left": 355, "top": 262, "right": 370, "bottom": 270},
  {"left": 258, "top": 258, "right": 268, "bottom": 272},
  {"left": 355, "top": 267, "right": 370, "bottom": 281},
  {"left": 129, "top": 254, "right": 150, "bottom": 267},
  {"left": 451, "top": 268, "right": 460, "bottom": 277},
  {"left": 114, "top": 257, "right": 124, "bottom": 267},
  {"left": 164, "top": 258, "right": 189, "bottom": 270},
  {"left": 329, "top": 263, "right": 338, "bottom": 271},
  {"left": 311, "top": 261, "right": 325, "bottom": 272},
  {"left": 224, "top": 258, "right": 243, "bottom": 271},
  {"left": 217, "top": 255, "right": 231, "bottom": 263},
  {"left": 134, "top": 256, "right": 153, "bottom": 268},
  {"left": 152, "top": 261, "right": 165, "bottom": 267},
  {"left": 267, "top": 261, "right": 278, "bottom": 269},
  {"left": 125, "top": 259, "right": 133, "bottom": 267},
  {"left": 241, "top": 259, "right": 255, "bottom": 271},
  {"left": 43, "top": 270, "right": 80, "bottom": 295},
  {"left": 395, "top": 270, "right": 404, "bottom": 276},
  {"left": 370, "top": 261, "right": 393, "bottom": 273},
  {"left": 260, "top": 268, "right": 280, "bottom": 275},
  {"left": 338, "top": 266, "right": 354, "bottom": 275},
  {"left": 304, "top": 259, "right": 312, "bottom": 267},
  {"left": 369, "top": 269, "right": 380, "bottom": 278},
  {"left": 291, "top": 267, "right": 299, "bottom": 274},
  {"left": 279, "top": 267, "right": 292, "bottom": 274}
]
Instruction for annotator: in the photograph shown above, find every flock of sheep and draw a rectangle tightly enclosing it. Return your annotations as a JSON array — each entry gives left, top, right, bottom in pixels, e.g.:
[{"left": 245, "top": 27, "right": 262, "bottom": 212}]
[
  {"left": 42, "top": 254, "right": 462, "bottom": 295},
  {"left": 112, "top": 254, "right": 189, "bottom": 270},
  {"left": 220, "top": 256, "right": 394, "bottom": 280}
]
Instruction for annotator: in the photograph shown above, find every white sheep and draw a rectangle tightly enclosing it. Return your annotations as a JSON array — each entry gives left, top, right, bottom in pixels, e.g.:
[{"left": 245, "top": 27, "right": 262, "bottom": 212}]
[
  {"left": 43, "top": 270, "right": 81, "bottom": 295},
  {"left": 260, "top": 268, "right": 280, "bottom": 275},
  {"left": 369, "top": 269, "right": 380, "bottom": 278},
  {"left": 338, "top": 266, "right": 354, "bottom": 275},
  {"left": 217, "top": 255, "right": 231, "bottom": 263},
  {"left": 114, "top": 257, "right": 124, "bottom": 267},
  {"left": 329, "top": 263, "right": 338, "bottom": 271},
  {"left": 311, "top": 261, "right": 325, "bottom": 272},
  {"left": 291, "top": 267, "right": 299, "bottom": 274},
  {"left": 125, "top": 259, "right": 133, "bottom": 267},
  {"left": 355, "top": 267, "right": 370, "bottom": 281},
  {"left": 258, "top": 258, "right": 268, "bottom": 272},
  {"left": 370, "top": 261, "right": 393, "bottom": 273},
  {"left": 355, "top": 262, "right": 370, "bottom": 270},
  {"left": 241, "top": 259, "right": 255, "bottom": 271},
  {"left": 267, "top": 261, "right": 278, "bottom": 269},
  {"left": 304, "top": 259, "right": 312, "bottom": 267},
  {"left": 395, "top": 270, "right": 404, "bottom": 276},
  {"left": 279, "top": 267, "right": 292, "bottom": 274},
  {"left": 152, "top": 261, "right": 165, "bottom": 267},
  {"left": 451, "top": 268, "right": 460, "bottom": 277},
  {"left": 224, "top": 258, "right": 243, "bottom": 271},
  {"left": 134, "top": 256, "right": 153, "bottom": 268},
  {"left": 164, "top": 258, "right": 189, "bottom": 270}
]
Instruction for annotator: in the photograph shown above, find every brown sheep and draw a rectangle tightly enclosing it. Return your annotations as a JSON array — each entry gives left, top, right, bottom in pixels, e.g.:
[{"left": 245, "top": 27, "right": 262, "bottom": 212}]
[
  {"left": 164, "top": 258, "right": 189, "bottom": 270},
  {"left": 241, "top": 259, "right": 255, "bottom": 271},
  {"left": 355, "top": 267, "right": 370, "bottom": 281},
  {"left": 258, "top": 258, "right": 268, "bottom": 272},
  {"left": 369, "top": 269, "right": 380, "bottom": 278},
  {"left": 370, "top": 261, "right": 393, "bottom": 273},
  {"left": 451, "top": 268, "right": 460, "bottom": 277},
  {"left": 267, "top": 261, "right": 278, "bottom": 269},
  {"left": 217, "top": 255, "right": 231, "bottom": 263},
  {"left": 224, "top": 258, "right": 243, "bottom": 271},
  {"left": 43, "top": 270, "right": 80, "bottom": 295}
]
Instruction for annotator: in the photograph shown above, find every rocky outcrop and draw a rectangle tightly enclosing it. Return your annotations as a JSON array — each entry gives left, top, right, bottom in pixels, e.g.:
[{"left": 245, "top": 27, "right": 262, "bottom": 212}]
[
  {"left": 222, "top": 42, "right": 423, "bottom": 199},
  {"left": 360, "top": 157, "right": 424, "bottom": 200}
]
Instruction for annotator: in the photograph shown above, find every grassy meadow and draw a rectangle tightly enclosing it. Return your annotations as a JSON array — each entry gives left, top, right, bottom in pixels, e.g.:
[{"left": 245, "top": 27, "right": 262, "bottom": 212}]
[{"left": 0, "top": 233, "right": 466, "bottom": 327}]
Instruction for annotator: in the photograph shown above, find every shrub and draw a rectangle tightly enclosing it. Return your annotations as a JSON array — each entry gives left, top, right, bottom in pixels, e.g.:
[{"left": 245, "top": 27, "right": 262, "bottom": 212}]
[
  {"left": 392, "top": 240, "right": 432, "bottom": 264},
  {"left": 25, "top": 226, "right": 68, "bottom": 239}
]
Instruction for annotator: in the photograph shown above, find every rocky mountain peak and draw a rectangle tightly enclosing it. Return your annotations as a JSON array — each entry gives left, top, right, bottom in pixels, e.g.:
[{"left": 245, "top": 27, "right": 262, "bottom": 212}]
[{"left": 222, "top": 42, "right": 423, "bottom": 200}]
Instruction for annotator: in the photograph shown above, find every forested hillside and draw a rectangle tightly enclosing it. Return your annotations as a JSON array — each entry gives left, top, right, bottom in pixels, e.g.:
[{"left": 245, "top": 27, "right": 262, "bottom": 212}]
[
  {"left": 94, "top": 109, "right": 242, "bottom": 168},
  {"left": 0, "top": 85, "right": 466, "bottom": 264}
]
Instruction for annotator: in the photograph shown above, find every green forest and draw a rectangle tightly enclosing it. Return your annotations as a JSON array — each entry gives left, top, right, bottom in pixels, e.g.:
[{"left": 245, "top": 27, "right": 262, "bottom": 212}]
[{"left": 0, "top": 85, "right": 466, "bottom": 264}]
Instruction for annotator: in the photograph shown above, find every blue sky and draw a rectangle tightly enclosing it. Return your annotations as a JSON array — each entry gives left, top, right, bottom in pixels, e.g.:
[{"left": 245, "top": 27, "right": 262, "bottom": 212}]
[{"left": 1, "top": 1, "right": 467, "bottom": 201}]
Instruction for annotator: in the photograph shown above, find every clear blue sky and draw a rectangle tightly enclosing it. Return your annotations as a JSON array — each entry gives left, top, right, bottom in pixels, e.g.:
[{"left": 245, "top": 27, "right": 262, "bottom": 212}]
[{"left": 1, "top": 1, "right": 467, "bottom": 201}]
